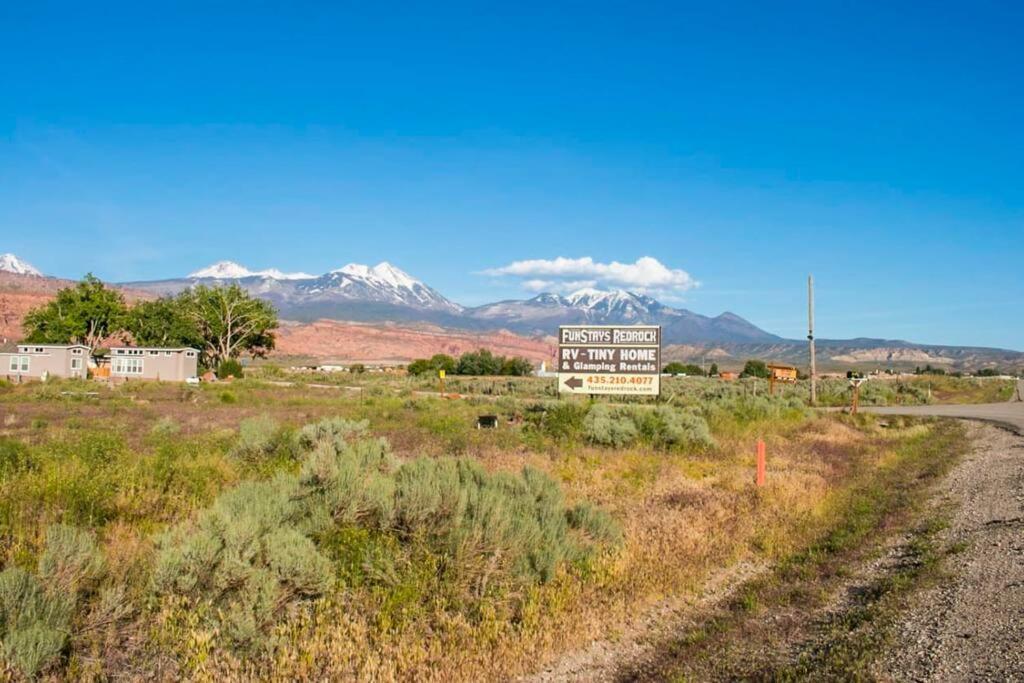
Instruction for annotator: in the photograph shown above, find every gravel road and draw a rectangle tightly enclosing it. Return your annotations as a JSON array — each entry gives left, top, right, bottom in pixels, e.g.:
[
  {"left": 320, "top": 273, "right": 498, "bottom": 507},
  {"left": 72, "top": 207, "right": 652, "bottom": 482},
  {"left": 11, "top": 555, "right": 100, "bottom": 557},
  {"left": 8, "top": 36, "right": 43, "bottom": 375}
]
[
  {"left": 878, "top": 422, "right": 1024, "bottom": 681},
  {"left": 864, "top": 379, "right": 1024, "bottom": 434}
]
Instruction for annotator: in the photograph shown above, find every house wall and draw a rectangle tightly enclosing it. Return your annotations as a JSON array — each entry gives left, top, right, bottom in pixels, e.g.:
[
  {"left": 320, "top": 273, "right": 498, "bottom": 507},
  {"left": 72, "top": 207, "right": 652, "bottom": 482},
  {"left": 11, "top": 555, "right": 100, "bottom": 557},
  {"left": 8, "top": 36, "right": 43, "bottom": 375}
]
[
  {"left": 1, "top": 346, "right": 89, "bottom": 380},
  {"left": 110, "top": 349, "right": 199, "bottom": 381}
]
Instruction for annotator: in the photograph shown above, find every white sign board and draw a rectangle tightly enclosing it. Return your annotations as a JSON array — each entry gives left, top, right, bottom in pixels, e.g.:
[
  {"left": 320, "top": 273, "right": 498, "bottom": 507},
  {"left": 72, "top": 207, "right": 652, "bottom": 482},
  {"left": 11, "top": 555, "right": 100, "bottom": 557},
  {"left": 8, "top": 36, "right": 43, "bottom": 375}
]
[{"left": 557, "top": 325, "right": 661, "bottom": 396}]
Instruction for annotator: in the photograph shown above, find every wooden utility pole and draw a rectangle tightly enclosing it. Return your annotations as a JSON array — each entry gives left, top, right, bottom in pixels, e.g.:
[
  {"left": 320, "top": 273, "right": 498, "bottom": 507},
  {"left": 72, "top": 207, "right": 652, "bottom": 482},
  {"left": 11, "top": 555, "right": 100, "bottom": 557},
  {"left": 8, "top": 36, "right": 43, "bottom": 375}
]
[{"left": 808, "top": 274, "right": 817, "bottom": 406}]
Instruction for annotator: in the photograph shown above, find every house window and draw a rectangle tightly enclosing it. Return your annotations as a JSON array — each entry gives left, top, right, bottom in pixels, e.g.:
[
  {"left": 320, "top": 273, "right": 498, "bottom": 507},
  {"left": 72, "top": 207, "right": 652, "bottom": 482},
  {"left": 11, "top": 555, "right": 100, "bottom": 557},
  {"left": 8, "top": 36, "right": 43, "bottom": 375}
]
[
  {"left": 70, "top": 358, "right": 83, "bottom": 371},
  {"left": 10, "top": 356, "right": 30, "bottom": 373},
  {"left": 164, "top": 351, "right": 173, "bottom": 356},
  {"left": 114, "top": 349, "right": 125, "bottom": 355},
  {"left": 148, "top": 350, "right": 159, "bottom": 356},
  {"left": 8, "top": 356, "right": 17, "bottom": 373},
  {"left": 112, "top": 357, "right": 144, "bottom": 375},
  {"left": 185, "top": 351, "right": 196, "bottom": 358},
  {"left": 72, "top": 349, "right": 83, "bottom": 355},
  {"left": 34, "top": 347, "right": 44, "bottom": 353}
]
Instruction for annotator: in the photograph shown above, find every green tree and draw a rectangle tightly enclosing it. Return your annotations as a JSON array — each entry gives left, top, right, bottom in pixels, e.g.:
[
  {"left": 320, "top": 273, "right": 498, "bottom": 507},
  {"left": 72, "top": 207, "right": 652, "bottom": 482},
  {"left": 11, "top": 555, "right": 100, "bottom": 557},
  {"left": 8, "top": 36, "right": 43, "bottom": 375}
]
[
  {"left": 428, "top": 354, "right": 457, "bottom": 374},
  {"left": 406, "top": 359, "right": 432, "bottom": 375},
  {"left": 740, "top": 359, "right": 770, "bottom": 379},
  {"left": 663, "top": 362, "right": 703, "bottom": 376},
  {"left": 708, "top": 362, "right": 719, "bottom": 377},
  {"left": 22, "top": 274, "right": 127, "bottom": 350},
  {"left": 456, "top": 349, "right": 503, "bottom": 375},
  {"left": 182, "top": 284, "right": 278, "bottom": 368},
  {"left": 126, "top": 296, "right": 203, "bottom": 349},
  {"left": 500, "top": 356, "right": 534, "bottom": 376}
]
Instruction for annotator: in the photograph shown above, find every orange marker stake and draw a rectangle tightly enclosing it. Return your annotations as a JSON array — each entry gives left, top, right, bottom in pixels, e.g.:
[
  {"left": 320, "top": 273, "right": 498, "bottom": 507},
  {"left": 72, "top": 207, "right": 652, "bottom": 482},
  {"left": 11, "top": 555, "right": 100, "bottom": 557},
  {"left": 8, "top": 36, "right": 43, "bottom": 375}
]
[{"left": 756, "top": 439, "right": 766, "bottom": 487}]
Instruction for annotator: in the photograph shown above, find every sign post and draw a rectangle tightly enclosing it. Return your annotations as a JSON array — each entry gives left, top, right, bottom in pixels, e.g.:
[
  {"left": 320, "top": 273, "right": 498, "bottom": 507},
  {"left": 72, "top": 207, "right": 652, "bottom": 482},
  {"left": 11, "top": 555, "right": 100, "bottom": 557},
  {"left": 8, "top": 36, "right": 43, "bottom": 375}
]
[{"left": 557, "top": 325, "right": 661, "bottom": 397}]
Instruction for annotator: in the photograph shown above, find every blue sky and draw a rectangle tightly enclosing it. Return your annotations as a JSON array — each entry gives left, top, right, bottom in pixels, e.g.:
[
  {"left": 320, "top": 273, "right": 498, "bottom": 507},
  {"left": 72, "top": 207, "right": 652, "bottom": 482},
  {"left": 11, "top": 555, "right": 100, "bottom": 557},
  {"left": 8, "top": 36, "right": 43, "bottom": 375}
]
[{"left": 1, "top": 2, "right": 1022, "bottom": 348}]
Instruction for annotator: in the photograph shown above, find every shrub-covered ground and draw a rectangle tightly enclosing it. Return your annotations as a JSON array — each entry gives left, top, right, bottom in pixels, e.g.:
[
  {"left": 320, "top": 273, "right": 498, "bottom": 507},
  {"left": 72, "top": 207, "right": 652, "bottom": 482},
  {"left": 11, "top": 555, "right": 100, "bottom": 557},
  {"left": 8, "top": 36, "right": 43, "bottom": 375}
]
[{"left": 0, "top": 376, "right": 970, "bottom": 679}]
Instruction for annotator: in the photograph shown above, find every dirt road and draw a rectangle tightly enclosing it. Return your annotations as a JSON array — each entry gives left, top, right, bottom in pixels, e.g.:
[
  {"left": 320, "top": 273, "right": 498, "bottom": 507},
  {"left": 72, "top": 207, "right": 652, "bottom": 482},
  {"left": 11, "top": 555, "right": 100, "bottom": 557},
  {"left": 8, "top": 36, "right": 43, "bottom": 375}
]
[
  {"left": 865, "top": 379, "right": 1024, "bottom": 434},
  {"left": 878, "top": 423, "right": 1024, "bottom": 680}
]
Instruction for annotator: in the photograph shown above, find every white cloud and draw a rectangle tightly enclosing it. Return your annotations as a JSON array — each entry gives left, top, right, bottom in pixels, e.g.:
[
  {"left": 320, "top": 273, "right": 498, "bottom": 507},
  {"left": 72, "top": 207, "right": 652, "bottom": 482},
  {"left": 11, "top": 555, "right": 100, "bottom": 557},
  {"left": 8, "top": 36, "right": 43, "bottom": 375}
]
[{"left": 482, "top": 256, "right": 698, "bottom": 297}]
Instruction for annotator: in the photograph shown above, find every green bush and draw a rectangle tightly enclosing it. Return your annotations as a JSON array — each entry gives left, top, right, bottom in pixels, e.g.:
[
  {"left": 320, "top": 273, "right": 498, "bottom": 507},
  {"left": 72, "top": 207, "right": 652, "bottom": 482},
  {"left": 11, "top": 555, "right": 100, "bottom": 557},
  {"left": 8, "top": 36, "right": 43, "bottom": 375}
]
[
  {"left": 0, "top": 525, "right": 104, "bottom": 677},
  {"left": 153, "top": 477, "right": 334, "bottom": 649},
  {"left": 231, "top": 415, "right": 280, "bottom": 461},
  {"left": 217, "top": 359, "right": 244, "bottom": 379},
  {"left": 154, "top": 416, "right": 622, "bottom": 648},
  {"left": 0, "top": 437, "right": 35, "bottom": 476},
  {"left": 583, "top": 404, "right": 639, "bottom": 448}
]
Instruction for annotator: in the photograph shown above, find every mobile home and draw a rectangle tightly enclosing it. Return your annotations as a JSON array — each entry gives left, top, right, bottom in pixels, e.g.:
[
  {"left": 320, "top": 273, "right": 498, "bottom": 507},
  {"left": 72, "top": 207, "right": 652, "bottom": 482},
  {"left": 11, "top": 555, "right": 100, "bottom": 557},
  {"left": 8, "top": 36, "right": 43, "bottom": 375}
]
[
  {"left": 109, "top": 347, "right": 199, "bottom": 382},
  {"left": 0, "top": 343, "right": 90, "bottom": 380}
]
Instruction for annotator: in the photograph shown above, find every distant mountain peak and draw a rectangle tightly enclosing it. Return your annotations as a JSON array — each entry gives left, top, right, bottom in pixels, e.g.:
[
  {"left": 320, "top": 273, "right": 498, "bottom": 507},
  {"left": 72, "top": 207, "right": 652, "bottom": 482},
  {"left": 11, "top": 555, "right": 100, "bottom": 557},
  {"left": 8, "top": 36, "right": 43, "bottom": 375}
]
[
  {"left": 0, "top": 253, "right": 42, "bottom": 276},
  {"left": 189, "top": 260, "right": 314, "bottom": 280}
]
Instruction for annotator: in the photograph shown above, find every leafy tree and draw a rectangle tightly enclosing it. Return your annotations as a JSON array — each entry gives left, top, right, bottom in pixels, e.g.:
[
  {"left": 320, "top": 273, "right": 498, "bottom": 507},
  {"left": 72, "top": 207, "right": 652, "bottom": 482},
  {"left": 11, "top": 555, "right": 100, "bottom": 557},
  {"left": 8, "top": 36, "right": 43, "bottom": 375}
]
[
  {"left": 126, "top": 296, "right": 203, "bottom": 349},
  {"left": 429, "top": 354, "right": 457, "bottom": 374},
  {"left": 349, "top": 363, "right": 366, "bottom": 374},
  {"left": 975, "top": 368, "right": 1000, "bottom": 377},
  {"left": 663, "top": 362, "right": 703, "bottom": 376},
  {"left": 708, "top": 362, "right": 719, "bottom": 377},
  {"left": 22, "top": 274, "right": 127, "bottom": 350},
  {"left": 456, "top": 349, "right": 503, "bottom": 376},
  {"left": 500, "top": 356, "right": 534, "bottom": 376},
  {"left": 182, "top": 284, "right": 277, "bottom": 368},
  {"left": 740, "top": 359, "right": 770, "bottom": 379},
  {"left": 406, "top": 359, "right": 432, "bottom": 375}
]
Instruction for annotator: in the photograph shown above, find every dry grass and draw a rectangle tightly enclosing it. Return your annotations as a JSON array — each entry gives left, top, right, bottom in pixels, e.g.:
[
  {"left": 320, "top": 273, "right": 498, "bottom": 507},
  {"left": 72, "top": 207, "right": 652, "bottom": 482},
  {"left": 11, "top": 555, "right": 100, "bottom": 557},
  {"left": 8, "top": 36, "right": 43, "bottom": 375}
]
[{"left": 0, "top": 377, "right": 954, "bottom": 680}]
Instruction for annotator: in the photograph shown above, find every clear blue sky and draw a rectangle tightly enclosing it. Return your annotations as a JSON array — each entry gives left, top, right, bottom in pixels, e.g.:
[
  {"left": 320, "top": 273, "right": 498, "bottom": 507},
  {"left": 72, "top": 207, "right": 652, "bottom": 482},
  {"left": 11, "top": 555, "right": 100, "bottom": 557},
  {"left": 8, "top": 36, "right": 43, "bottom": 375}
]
[{"left": 2, "top": 2, "right": 1022, "bottom": 349}]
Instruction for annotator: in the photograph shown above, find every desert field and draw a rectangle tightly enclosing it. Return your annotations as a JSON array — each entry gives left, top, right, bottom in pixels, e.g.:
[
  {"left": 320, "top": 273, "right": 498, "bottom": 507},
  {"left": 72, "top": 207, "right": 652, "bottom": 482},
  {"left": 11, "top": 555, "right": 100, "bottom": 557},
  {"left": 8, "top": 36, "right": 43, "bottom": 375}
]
[{"left": 0, "top": 373, "right": 1002, "bottom": 680}]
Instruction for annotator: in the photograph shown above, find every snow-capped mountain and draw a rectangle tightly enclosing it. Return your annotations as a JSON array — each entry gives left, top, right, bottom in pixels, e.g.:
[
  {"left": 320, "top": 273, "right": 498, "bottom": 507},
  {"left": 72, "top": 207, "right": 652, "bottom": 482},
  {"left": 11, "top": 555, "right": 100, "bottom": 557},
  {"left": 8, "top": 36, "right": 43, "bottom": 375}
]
[
  {"left": 126, "top": 260, "right": 463, "bottom": 320},
  {"left": 468, "top": 288, "right": 780, "bottom": 342},
  {"left": 0, "top": 253, "right": 42, "bottom": 276},
  {"left": 123, "top": 262, "right": 777, "bottom": 342},
  {"left": 188, "top": 260, "right": 315, "bottom": 280}
]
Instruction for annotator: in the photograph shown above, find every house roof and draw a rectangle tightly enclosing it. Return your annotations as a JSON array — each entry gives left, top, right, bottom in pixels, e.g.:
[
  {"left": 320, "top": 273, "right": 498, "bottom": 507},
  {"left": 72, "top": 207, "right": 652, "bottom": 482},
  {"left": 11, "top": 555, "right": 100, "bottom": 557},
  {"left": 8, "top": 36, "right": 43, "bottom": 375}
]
[
  {"left": 15, "top": 344, "right": 91, "bottom": 351},
  {"left": 109, "top": 346, "right": 199, "bottom": 352},
  {"left": 0, "top": 341, "right": 17, "bottom": 353}
]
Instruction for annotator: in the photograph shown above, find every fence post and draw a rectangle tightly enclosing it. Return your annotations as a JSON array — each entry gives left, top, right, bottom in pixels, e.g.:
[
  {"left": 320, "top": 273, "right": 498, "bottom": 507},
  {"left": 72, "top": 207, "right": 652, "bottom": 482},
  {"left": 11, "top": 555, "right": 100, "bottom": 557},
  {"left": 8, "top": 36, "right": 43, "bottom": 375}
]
[{"left": 756, "top": 439, "right": 766, "bottom": 487}]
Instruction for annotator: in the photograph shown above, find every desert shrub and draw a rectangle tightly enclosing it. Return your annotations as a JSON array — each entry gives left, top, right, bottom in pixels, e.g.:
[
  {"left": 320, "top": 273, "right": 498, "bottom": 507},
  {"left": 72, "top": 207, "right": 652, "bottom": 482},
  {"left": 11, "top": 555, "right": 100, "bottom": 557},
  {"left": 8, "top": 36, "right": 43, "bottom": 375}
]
[
  {"left": 566, "top": 502, "right": 624, "bottom": 546},
  {"left": 634, "top": 406, "right": 715, "bottom": 450},
  {"left": 217, "top": 359, "right": 244, "bottom": 379},
  {"left": 391, "top": 459, "right": 613, "bottom": 584},
  {"left": 0, "top": 525, "right": 104, "bottom": 677},
  {"left": 219, "top": 390, "right": 237, "bottom": 404},
  {"left": 296, "top": 430, "right": 398, "bottom": 533},
  {"left": 583, "top": 404, "right": 639, "bottom": 448},
  {"left": 153, "top": 416, "right": 621, "bottom": 649},
  {"left": 150, "top": 416, "right": 180, "bottom": 437},
  {"left": 534, "top": 401, "right": 587, "bottom": 440},
  {"left": 294, "top": 417, "right": 369, "bottom": 453},
  {"left": 152, "top": 476, "right": 334, "bottom": 649},
  {"left": 231, "top": 415, "right": 280, "bottom": 461},
  {"left": 0, "top": 437, "right": 35, "bottom": 476}
]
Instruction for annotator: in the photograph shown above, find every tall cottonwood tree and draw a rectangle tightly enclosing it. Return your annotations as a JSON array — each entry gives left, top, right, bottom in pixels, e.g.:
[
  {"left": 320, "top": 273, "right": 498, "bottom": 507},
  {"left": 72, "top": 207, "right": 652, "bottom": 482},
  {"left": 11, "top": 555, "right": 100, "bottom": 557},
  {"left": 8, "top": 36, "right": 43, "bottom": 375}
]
[
  {"left": 22, "top": 274, "right": 127, "bottom": 350},
  {"left": 182, "top": 284, "right": 277, "bottom": 369}
]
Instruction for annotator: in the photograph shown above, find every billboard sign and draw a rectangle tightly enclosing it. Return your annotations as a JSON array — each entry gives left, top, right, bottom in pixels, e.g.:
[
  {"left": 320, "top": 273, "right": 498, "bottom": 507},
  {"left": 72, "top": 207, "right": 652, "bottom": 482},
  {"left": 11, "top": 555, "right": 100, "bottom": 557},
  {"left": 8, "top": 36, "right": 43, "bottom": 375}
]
[{"left": 557, "top": 325, "right": 661, "bottom": 396}]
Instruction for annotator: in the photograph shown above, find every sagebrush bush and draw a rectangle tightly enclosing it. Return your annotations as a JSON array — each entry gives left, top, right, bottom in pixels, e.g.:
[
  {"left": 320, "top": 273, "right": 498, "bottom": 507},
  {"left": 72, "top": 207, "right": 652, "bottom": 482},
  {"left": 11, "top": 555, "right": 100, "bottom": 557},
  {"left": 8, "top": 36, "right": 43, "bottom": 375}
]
[
  {"left": 0, "top": 525, "right": 104, "bottom": 677},
  {"left": 154, "top": 415, "right": 622, "bottom": 648},
  {"left": 153, "top": 476, "right": 334, "bottom": 648},
  {"left": 583, "top": 404, "right": 639, "bottom": 447},
  {"left": 231, "top": 414, "right": 280, "bottom": 461}
]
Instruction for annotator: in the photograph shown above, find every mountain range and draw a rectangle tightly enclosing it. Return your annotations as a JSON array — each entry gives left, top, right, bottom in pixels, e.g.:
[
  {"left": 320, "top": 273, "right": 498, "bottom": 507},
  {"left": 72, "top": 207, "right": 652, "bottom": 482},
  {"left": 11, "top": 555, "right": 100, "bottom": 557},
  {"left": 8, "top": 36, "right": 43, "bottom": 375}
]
[
  {"left": 122, "top": 260, "right": 776, "bottom": 344},
  {"left": 2, "top": 255, "right": 1022, "bottom": 370}
]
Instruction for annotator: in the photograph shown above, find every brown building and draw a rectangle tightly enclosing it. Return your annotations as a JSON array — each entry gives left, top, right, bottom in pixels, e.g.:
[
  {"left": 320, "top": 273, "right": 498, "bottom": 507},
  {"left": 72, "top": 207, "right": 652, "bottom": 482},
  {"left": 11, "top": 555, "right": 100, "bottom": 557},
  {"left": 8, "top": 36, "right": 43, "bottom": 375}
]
[
  {"left": 109, "top": 346, "right": 199, "bottom": 382},
  {"left": 1, "top": 343, "right": 90, "bottom": 381}
]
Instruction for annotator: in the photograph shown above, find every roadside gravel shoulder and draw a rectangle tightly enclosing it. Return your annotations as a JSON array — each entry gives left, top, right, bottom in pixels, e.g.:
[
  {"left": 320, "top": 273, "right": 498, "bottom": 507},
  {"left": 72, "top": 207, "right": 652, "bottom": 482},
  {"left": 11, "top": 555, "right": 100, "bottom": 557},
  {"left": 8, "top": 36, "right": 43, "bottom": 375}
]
[{"left": 878, "top": 422, "right": 1024, "bottom": 681}]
